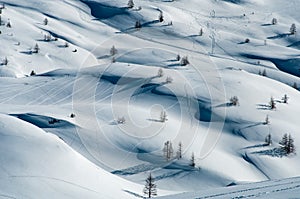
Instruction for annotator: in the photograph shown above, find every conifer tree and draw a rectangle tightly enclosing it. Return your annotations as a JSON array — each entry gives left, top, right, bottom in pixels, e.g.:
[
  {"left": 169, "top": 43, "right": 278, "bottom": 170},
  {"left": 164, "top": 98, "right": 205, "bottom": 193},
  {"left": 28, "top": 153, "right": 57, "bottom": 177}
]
[{"left": 143, "top": 173, "right": 157, "bottom": 198}]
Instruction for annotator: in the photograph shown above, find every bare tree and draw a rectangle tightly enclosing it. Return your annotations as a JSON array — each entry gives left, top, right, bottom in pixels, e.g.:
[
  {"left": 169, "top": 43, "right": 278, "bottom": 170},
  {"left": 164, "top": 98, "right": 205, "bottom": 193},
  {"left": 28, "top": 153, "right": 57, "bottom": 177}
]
[
  {"left": 230, "top": 96, "right": 239, "bottom": 106},
  {"left": 44, "top": 18, "right": 48, "bottom": 25},
  {"left": 176, "top": 142, "right": 182, "bottom": 159},
  {"left": 264, "top": 115, "right": 270, "bottom": 125},
  {"left": 282, "top": 94, "right": 288, "bottom": 103},
  {"left": 176, "top": 54, "right": 181, "bottom": 61},
  {"left": 262, "top": 69, "right": 267, "bottom": 76},
  {"left": 157, "top": 68, "right": 164, "bottom": 77},
  {"left": 271, "top": 18, "right": 277, "bottom": 25},
  {"left": 127, "top": 0, "right": 134, "bottom": 8},
  {"left": 290, "top": 23, "right": 296, "bottom": 35},
  {"left": 190, "top": 152, "right": 195, "bottom": 167},
  {"left": 293, "top": 82, "right": 298, "bottom": 90},
  {"left": 2, "top": 57, "right": 8, "bottom": 65},
  {"left": 160, "top": 110, "right": 167, "bottom": 122},
  {"left": 143, "top": 173, "right": 157, "bottom": 198},
  {"left": 269, "top": 97, "right": 276, "bottom": 110},
  {"left": 110, "top": 45, "right": 118, "bottom": 56},
  {"left": 199, "top": 28, "right": 203, "bottom": 36},
  {"left": 135, "top": 20, "right": 141, "bottom": 29},
  {"left": 6, "top": 21, "right": 11, "bottom": 28},
  {"left": 180, "top": 56, "right": 189, "bottom": 66},
  {"left": 265, "top": 133, "right": 272, "bottom": 145},
  {"left": 32, "top": 43, "right": 40, "bottom": 53},
  {"left": 30, "top": 70, "right": 36, "bottom": 76},
  {"left": 165, "top": 76, "right": 173, "bottom": 84},
  {"left": 159, "top": 12, "right": 164, "bottom": 22}
]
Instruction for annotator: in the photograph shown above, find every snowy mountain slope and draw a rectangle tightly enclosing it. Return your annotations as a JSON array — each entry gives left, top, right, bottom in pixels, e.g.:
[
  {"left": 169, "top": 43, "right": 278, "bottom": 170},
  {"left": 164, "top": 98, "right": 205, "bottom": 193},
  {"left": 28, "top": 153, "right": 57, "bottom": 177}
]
[
  {"left": 158, "top": 176, "right": 300, "bottom": 199},
  {"left": 0, "top": 114, "right": 148, "bottom": 199},
  {"left": 0, "top": 0, "right": 300, "bottom": 198}
]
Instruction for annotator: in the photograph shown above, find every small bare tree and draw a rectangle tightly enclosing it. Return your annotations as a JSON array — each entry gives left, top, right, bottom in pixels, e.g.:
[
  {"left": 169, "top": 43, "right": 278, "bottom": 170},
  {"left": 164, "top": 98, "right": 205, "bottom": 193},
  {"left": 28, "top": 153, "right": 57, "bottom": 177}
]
[
  {"left": 64, "top": 42, "right": 69, "bottom": 48},
  {"left": 199, "top": 28, "right": 203, "bottom": 36},
  {"left": 271, "top": 18, "right": 277, "bottom": 25},
  {"left": 290, "top": 23, "right": 296, "bottom": 35},
  {"left": 176, "top": 142, "right": 182, "bottom": 159},
  {"left": 282, "top": 94, "right": 289, "bottom": 103},
  {"left": 44, "top": 18, "right": 48, "bottom": 25},
  {"left": 180, "top": 56, "right": 189, "bottom": 66},
  {"left": 293, "top": 82, "right": 298, "bottom": 90},
  {"left": 157, "top": 68, "right": 164, "bottom": 77},
  {"left": 160, "top": 110, "right": 167, "bottom": 122},
  {"left": 2, "top": 57, "right": 8, "bottom": 65},
  {"left": 30, "top": 70, "right": 36, "bottom": 76},
  {"left": 176, "top": 54, "right": 181, "bottom": 61},
  {"left": 32, "top": 43, "right": 40, "bottom": 53},
  {"left": 135, "top": 20, "right": 141, "bottom": 29},
  {"left": 165, "top": 76, "right": 173, "bottom": 84},
  {"left": 269, "top": 97, "right": 276, "bottom": 110},
  {"left": 264, "top": 115, "right": 270, "bottom": 125},
  {"left": 6, "top": 21, "right": 11, "bottom": 28},
  {"left": 190, "top": 152, "right": 195, "bottom": 167},
  {"left": 127, "top": 0, "right": 134, "bottom": 8},
  {"left": 159, "top": 12, "right": 164, "bottom": 22},
  {"left": 265, "top": 133, "right": 272, "bottom": 145},
  {"left": 110, "top": 45, "right": 118, "bottom": 56},
  {"left": 163, "top": 141, "right": 173, "bottom": 161},
  {"left": 230, "top": 96, "right": 239, "bottom": 106}
]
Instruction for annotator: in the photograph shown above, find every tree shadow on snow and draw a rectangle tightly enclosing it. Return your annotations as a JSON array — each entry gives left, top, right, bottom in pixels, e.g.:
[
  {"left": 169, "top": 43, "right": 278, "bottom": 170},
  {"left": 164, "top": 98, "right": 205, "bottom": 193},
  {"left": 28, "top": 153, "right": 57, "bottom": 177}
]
[
  {"left": 251, "top": 148, "right": 286, "bottom": 157},
  {"left": 243, "top": 143, "right": 269, "bottom": 149},
  {"left": 267, "top": 33, "right": 291, "bottom": 40}
]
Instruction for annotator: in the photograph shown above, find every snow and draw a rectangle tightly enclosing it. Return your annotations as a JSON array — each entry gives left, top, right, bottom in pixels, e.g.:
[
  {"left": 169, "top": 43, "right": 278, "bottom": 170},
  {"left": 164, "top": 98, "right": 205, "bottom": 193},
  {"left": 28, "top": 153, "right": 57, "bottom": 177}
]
[{"left": 0, "top": 0, "right": 299, "bottom": 198}]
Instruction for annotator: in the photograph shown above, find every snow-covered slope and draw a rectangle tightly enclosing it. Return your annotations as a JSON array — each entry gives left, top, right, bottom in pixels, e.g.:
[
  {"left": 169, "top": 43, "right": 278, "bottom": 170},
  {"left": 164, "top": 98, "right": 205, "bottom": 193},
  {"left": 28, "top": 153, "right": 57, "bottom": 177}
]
[{"left": 0, "top": 0, "right": 299, "bottom": 198}]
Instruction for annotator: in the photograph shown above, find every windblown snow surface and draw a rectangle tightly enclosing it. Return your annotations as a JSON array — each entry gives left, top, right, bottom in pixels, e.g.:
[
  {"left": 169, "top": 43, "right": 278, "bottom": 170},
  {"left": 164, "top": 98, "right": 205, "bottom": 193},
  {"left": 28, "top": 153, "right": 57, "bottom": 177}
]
[{"left": 0, "top": 0, "right": 300, "bottom": 198}]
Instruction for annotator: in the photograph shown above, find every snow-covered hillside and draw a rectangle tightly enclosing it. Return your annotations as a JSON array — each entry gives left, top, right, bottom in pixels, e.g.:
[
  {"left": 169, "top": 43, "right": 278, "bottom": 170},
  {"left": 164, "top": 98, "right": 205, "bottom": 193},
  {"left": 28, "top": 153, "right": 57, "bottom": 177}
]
[{"left": 0, "top": 0, "right": 299, "bottom": 198}]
